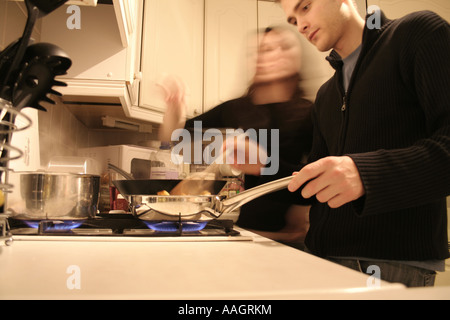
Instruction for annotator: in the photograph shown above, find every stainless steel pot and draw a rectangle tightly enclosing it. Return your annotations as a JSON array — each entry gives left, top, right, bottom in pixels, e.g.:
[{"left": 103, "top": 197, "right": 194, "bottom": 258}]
[{"left": 7, "top": 172, "right": 100, "bottom": 220}]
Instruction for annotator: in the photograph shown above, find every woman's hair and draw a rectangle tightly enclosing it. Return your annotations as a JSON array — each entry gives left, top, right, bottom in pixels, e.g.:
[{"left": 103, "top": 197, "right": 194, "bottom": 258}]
[{"left": 259, "top": 24, "right": 303, "bottom": 44}]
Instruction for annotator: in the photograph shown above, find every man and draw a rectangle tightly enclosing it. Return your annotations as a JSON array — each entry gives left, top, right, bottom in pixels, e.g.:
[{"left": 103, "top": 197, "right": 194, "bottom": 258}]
[{"left": 271, "top": 0, "right": 450, "bottom": 286}]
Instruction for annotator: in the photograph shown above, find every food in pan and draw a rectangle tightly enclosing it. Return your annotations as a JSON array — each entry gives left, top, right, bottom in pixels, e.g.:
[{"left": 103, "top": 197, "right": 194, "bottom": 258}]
[{"left": 157, "top": 190, "right": 211, "bottom": 196}]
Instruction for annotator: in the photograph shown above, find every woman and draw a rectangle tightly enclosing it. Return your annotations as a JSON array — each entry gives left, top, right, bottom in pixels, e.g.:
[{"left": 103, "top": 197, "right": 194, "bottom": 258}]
[{"left": 159, "top": 26, "right": 313, "bottom": 247}]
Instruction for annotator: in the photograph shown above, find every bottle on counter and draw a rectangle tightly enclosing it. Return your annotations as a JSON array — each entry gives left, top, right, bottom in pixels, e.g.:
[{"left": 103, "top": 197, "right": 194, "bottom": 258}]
[{"left": 220, "top": 178, "right": 245, "bottom": 198}]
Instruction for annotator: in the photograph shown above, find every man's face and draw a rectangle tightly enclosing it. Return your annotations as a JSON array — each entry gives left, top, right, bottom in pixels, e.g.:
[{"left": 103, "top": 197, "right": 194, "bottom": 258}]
[{"left": 279, "top": 0, "right": 347, "bottom": 52}]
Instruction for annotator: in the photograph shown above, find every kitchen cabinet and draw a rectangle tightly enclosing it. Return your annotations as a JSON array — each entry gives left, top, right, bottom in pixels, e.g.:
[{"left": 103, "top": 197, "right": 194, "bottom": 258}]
[
  {"left": 111, "top": 0, "right": 137, "bottom": 48},
  {"left": 139, "top": 0, "right": 205, "bottom": 120},
  {"left": 203, "top": 0, "right": 257, "bottom": 111},
  {"left": 366, "top": 0, "right": 450, "bottom": 21},
  {"left": 139, "top": 0, "right": 258, "bottom": 120}
]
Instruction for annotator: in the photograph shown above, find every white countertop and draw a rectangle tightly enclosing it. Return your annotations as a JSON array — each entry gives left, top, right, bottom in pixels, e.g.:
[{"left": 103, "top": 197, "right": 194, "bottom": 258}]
[{"left": 0, "top": 229, "right": 448, "bottom": 300}]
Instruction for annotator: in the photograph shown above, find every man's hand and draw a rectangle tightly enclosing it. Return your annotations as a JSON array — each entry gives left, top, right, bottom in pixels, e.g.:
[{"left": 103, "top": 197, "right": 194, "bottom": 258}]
[{"left": 288, "top": 156, "right": 365, "bottom": 208}]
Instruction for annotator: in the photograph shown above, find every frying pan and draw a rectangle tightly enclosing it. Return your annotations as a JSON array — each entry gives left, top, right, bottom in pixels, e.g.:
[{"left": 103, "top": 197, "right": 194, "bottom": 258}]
[
  {"left": 113, "top": 175, "right": 294, "bottom": 222},
  {"left": 113, "top": 179, "right": 227, "bottom": 197},
  {"left": 109, "top": 163, "right": 227, "bottom": 220},
  {"left": 108, "top": 163, "right": 228, "bottom": 196}
]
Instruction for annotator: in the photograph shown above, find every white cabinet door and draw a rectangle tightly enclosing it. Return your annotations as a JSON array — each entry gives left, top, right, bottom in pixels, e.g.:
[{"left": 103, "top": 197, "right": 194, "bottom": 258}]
[
  {"left": 124, "top": 0, "right": 143, "bottom": 107},
  {"left": 139, "top": 0, "right": 204, "bottom": 119},
  {"left": 203, "top": 0, "right": 257, "bottom": 112},
  {"left": 113, "top": 0, "right": 136, "bottom": 47},
  {"left": 139, "top": 0, "right": 260, "bottom": 119},
  {"left": 367, "top": 0, "right": 450, "bottom": 21}
]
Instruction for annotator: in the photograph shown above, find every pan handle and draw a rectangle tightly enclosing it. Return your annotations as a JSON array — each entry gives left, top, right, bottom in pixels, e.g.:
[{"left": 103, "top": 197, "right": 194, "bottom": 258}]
[
  {"left": 108, "top": 163, "right": 134, "bottom": 180},
  {"left": 219, "top": 175, "right": 294, "bottom": 214}
]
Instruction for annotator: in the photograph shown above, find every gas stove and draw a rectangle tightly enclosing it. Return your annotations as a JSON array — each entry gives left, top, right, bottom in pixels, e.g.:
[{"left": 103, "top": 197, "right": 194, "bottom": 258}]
[{"left": 7, "top": 214, "right": 252, "bottom": 242}]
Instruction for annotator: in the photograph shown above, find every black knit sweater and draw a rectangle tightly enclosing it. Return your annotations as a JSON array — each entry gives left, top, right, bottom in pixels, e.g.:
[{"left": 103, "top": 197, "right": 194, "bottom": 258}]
[{"left": 304, "top": 11, "right": 450, "bottom": 261}]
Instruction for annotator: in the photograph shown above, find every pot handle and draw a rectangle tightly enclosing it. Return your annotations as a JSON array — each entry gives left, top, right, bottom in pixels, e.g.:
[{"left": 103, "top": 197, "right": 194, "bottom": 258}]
[{"left": 219, "top": 175, "right": 294, "bottom": 214}]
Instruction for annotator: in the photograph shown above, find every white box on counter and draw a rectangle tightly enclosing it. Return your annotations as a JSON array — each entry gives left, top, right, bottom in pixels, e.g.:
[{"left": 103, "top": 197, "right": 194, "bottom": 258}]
[{"left": 78, "top": 144, "right": 158, "bottom": 179}]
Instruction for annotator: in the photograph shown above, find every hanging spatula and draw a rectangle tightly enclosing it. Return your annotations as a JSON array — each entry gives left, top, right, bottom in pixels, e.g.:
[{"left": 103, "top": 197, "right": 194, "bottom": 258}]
[{"left": 12, "top": 42, "right": 72, "bottom": 112}]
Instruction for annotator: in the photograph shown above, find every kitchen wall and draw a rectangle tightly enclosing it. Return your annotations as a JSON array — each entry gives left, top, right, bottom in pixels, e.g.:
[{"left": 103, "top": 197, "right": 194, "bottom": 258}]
[
  {"left": 37, "top": 98, "right": 88, "bottom": 165},
  {"left": 37, "top": 98, "right": 158, "bottom": 167}
]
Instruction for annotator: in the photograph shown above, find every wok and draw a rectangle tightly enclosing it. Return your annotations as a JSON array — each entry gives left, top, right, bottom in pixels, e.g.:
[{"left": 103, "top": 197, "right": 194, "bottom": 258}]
[{"left": 113, "top": 176, "right": 294, "bottom": 221}]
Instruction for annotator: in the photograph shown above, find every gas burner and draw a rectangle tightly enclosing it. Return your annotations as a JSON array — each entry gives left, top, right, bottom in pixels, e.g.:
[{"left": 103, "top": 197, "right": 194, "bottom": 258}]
[
  {"left": 24, "top": 220, "right": 84, "bottom": 232},
  {"left": 143, "top": 221, "right": 208, "bottom": 232},
  {"left": 9, "top": 218, "right": 114, "bottom": 236},
  {"left": 8, "top": 215, "right": 241, "bottom": 238}
]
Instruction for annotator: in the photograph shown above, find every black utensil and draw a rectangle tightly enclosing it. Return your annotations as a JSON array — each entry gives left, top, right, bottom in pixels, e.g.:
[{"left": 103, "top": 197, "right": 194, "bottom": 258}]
[
  {"left": 12, "top": 43, "right": 72, "bottom": 111},
  {"left": 29, "top": 0, "right": 70, "bottom": 16},
  {"left": 0, "top": 43, "right": 71, "bottom": 167}
]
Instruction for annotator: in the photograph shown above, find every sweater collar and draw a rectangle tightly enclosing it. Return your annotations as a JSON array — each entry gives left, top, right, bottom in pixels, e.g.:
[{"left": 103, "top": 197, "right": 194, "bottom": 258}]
[{"left": 326, "top": 10, "right": 391, "bottom": 71}]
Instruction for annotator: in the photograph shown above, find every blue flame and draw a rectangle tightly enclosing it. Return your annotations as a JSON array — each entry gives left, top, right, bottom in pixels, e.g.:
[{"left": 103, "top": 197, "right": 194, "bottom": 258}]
[
  {"left": 24, "top": 220, "right": 84, "bottom": 231},
  {"left": 143, "top": 221, "right": 207, "bottom": 232}
]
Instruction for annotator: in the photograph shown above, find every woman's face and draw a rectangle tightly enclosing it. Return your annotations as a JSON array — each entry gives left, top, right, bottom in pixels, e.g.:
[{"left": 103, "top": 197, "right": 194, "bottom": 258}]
[{"left": 252, "top": 29, "right": 302, "bottom": 84}]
